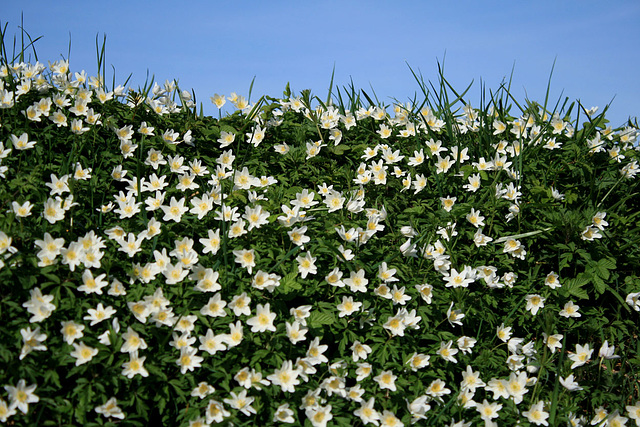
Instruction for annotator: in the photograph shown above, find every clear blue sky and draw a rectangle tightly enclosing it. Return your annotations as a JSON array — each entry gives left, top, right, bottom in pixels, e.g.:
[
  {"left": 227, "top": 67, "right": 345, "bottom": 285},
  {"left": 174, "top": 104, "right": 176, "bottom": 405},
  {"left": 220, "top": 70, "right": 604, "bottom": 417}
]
[{"left": 2, "top": 1, "right": 639, "bottom": 127}]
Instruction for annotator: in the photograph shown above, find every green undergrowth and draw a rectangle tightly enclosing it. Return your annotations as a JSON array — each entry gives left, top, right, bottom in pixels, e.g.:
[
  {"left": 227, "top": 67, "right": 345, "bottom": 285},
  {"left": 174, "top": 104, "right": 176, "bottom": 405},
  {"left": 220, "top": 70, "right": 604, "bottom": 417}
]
[{"left": 0, "top": 24, "right": 640, "bottom": 427}]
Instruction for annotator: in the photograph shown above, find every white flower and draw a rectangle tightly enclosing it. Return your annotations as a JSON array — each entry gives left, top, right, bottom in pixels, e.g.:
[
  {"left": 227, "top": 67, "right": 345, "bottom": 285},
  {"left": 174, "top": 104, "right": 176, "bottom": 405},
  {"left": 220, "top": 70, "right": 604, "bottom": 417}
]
[
  {"left": 4, "top": 379, "right": 39, "bottom": 414},
  {"left": 233, "top": 248, "right": 256, "bottom": 274},
  {"left": 568, "top": 343, "right": 593, "bottom": 369},
  {"left": 437, "top": 340, "right": 458, "bottom": 363},
  {"left": 337, "top": 296, "right": 362, "bottom": 317},
  {"left": 581, "top": 225, "right": 602, "bottom": 241},
  {"left": 426, "top": 378, "right": 451, "bottom": 398},
  {"left": 19, "top": 327, "right": 47, "bottom": 359},
  {"left": 161, "top": 196, "right": 188, "bottom": 222},
  {"left": 343, "top": 269, "right": 368, "bottom": 293},
  {"left": 559, "top": 374, "right": 583, "bottom": 391},
  {"left": 297, "top": 252, "right": 317, "bottom": 279},
  {"left": 60, "top": 321, "right": 84, "bottom": 345},
  {"left": 12, "top": 201, "right": 33, "bottom": 218},
  {"left": 350, "top": 341, "right": 372, "bottom": 362},
  {"left": 285, "top": 321, "right": 308, "bottom": 345},
  {"left": 626, "top": 292, "right": 640, "bottom": 311},
  {"left": 267, "top": 360, "right": 300, "bottom": 393},
  {"left": 95, "top": 397, "right": 125, "bottom": 419},
  {"left": 523, "top": 400, "right": 549, "bottom": 426},
  {"left": 559, "top": 301, "right": 581, "bottom": 318},
  {"left": 176, "top": 347, "right": 203, "bottom": 374},
  {"left": 10, "top": 132, "right": 37, "bottom": 150},
  {"left": 273, "top": 403, "right": 295, "bottom": 423},
  {"left": 247, "top": 303, "right": 277, "bottom": 333},
  {"left": 70, "top": 342, "right": 99, "bottom": 366},
  {"left": 122, "top": 353, "right": 149, "bottom": 378},
  {"left": 525, "top": 294, "right": 545, "bottom": 315},
  {"left": 373, "top": 370, "right": 397, "bottom": 392},
  {"left": 598, "top": 340, "right": 620, "bottom": 360}
]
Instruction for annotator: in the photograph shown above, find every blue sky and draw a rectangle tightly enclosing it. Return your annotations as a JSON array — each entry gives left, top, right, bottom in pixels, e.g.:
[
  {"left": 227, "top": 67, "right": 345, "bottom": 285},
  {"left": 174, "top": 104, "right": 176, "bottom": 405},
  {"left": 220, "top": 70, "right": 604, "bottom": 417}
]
[{"left": 3, "top": 1, "right": 639, "bottom": 126}]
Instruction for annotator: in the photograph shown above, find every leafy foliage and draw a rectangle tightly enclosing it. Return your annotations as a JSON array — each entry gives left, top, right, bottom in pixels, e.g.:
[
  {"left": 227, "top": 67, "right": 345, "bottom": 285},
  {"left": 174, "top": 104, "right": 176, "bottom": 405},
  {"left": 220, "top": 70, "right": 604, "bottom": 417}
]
[{"left": 0, "top": 25, "right": 640, "bottom": 427}]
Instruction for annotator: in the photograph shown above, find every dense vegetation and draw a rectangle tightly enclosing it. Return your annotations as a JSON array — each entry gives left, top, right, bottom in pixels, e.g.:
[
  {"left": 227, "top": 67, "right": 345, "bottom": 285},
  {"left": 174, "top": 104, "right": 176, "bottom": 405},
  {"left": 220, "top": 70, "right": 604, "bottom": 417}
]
[{"left": 1, "top": 28, "right": 640, "bottom": 426}]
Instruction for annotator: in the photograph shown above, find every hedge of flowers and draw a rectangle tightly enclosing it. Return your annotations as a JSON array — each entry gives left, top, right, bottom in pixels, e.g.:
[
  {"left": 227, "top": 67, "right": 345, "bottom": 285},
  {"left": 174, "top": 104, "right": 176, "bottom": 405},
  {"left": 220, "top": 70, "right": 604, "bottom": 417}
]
[{"left": 1, "top": 40, "right": 640, "bottom": 426}]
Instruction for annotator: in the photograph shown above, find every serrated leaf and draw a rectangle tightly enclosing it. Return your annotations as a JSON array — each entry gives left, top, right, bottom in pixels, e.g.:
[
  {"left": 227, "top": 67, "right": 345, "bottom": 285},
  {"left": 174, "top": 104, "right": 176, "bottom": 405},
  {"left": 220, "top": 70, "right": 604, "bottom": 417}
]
[
  {"left": 566, "top": 278, "right": 589, "bottom": 300},
  {"left": 308, "top": 310, "right": 335, "bottom": 328},
  {"left": 592, "top": 274, "right": 606, "bottom": 295},
  {"left": 331, "top": 144, "right": 350, "bottom": 155},
  {"left": 280, "top": 272, "right": 302, "bottom": 294},
  {"left": 404, "top": 205, "right": 425, "bottom": 215},
  {"left": 598, "top": 257, "right": 617, "bottom": 270},
  {"left": 594, "top": 263, "right": 610, "bottom": 280},
  {"left": 575, "top": 273, "right": 591, "bottom": 287}
]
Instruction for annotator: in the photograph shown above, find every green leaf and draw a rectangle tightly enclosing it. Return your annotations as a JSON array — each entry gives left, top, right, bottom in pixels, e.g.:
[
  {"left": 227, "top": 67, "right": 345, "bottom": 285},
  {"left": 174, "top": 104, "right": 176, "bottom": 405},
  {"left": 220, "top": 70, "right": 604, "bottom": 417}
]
[
  {"left": 591, "top": 274, "right": 606, "bottom": 296},
  {"left": 279, "top": 271, "right": 302, "bottom": 294},
  {"left": 308, "top": 309, "right": 336, "bottom": 328},
  {"left": 598, "top": 257, "right": 616, "bottom": 271},
  {"left": 42, "top": 272, "right": 61, "bottom": 284},
  {"left": 565, "top": 277, "right": 589, "bottom": 300},
  {"left": 330, "top": 144, "right": 350, "bottom": 155},
  {"left": 403, "top": 205, "right": 425, "bottom": 215}
]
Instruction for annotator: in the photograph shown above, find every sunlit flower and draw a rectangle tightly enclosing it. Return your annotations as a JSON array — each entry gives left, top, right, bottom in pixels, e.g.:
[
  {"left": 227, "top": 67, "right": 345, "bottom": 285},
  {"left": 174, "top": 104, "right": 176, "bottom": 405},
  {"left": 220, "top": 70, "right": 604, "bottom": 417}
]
[
  {"left": 523, "top": 400, "right": 549, "bottom": 426},
  {"left": 343, "top": 268, "right": 368, "bottom": 292},
  {"left": 337, "top": 296, "right": 362, "bottom": 317},
  {"left": 581, "top": 225, "right": 602, "bottom": 241},
  {"left": 559, "top": 374, "right": 582, "bottom": 391},
  {"left": 283, "top": 321, "right": 307, "bottom": 345},
  {"left": 505, "top": 371, "right": 529, "bottom": 403},
  {"left": 95, "top": 397, "right": 125, "bottom": 419},
  {"left": 297, "top": 252, "right": 317, "bottom": 279},
  {"left": 10, "top": 132, "right": 37, "bottom": 150},
  {"left": 84, "top": 303, "right": 117, "bottom": 326},
  {"left": 228, "top": 292, "right": 251, "bottom": 317},
  {"left": 22, "top": 287, "right": 56, "bottom": 323},
  {"left": 224, "top": 389, "right": 256, "bottom": 417},
  {"left": 122, "top": 352, "right": 149, "bottom": 378},
  {"left": 204, "top": 398, "right": 230, "bottom": 424},
  {"left": 525, "top": 294, "right": 545, "bottom": 315},
  {"left": 424, "top": 378, "right": 450, "bottom": 399},
  {"left": 273, "top": 403, "right": 295, "bottom": 423},
  {"left": 189, "top": 233, "right": 216, "bottom": 261},
  {"left": 120, "top": 326, "right": 148, "bottom": 354},
  {"left": 306, "top": 337, "right": 329, "bottom": 365},
  {"left": 247, "top": 303, "right": 277, "bottom": 333},
  {"left": 290, "top": 305, "right": 312, "bottom": 326},
  {"left": 19, "top": 326, "right": 47, "bottom": 359},
  {"left": 267, "top": 360, "right": 300, "bottom": 393},
  {"left": 592, "top": 211, "right": 608, "bottom": 230},
  {"left": 598, "top": 340, "right": 620, "bottom": 360},
  {"left": 244, "top": 205, "right": 270, "bottom": 230},
  {"left": 177, "top": 346, "right": 203, "bottom": 374},
  {"left": 4, "top": 379, "right": 38, "bottom": 415},
  {"left": 496, "top": 323, "right": 512, "bottom": 342},
  {"left": 559, "top": 301, "right": 581, "bottom": 318},
  {"left": 373, "top": 370, "right": 397, "bottom": 392},
  {"left": 78, "top": 269, "right": 108, "bottom": 294},
  {"left": 446, "top": 302, "right": 465, "bottom": 326},
  {"left": 544, "top": 271, "right": 561, "bottom": 289},
  {"left": 383, "top": 313, "right": 406, "bottom": 337},
  {"left": 161, "top": 196, "right": 188, "bottom": 222},
  {"left": 11, "top": 200, "right": 33, "bottom": 218},
  {"left": 476, "top": 399, "right": 502, "bottom": 424},
  {"left": 70, "top": 341, "right": 98, "bottom": 366},
  {"left": 233, "top": 248, "right": 256, "bottom": 274}
]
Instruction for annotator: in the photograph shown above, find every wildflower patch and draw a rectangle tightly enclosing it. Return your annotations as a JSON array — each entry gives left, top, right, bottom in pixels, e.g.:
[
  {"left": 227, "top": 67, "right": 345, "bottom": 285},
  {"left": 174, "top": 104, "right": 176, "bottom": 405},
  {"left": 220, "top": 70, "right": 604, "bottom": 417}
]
[{"left": 0, "top": 37, "right": 640, "bottom": 426}]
